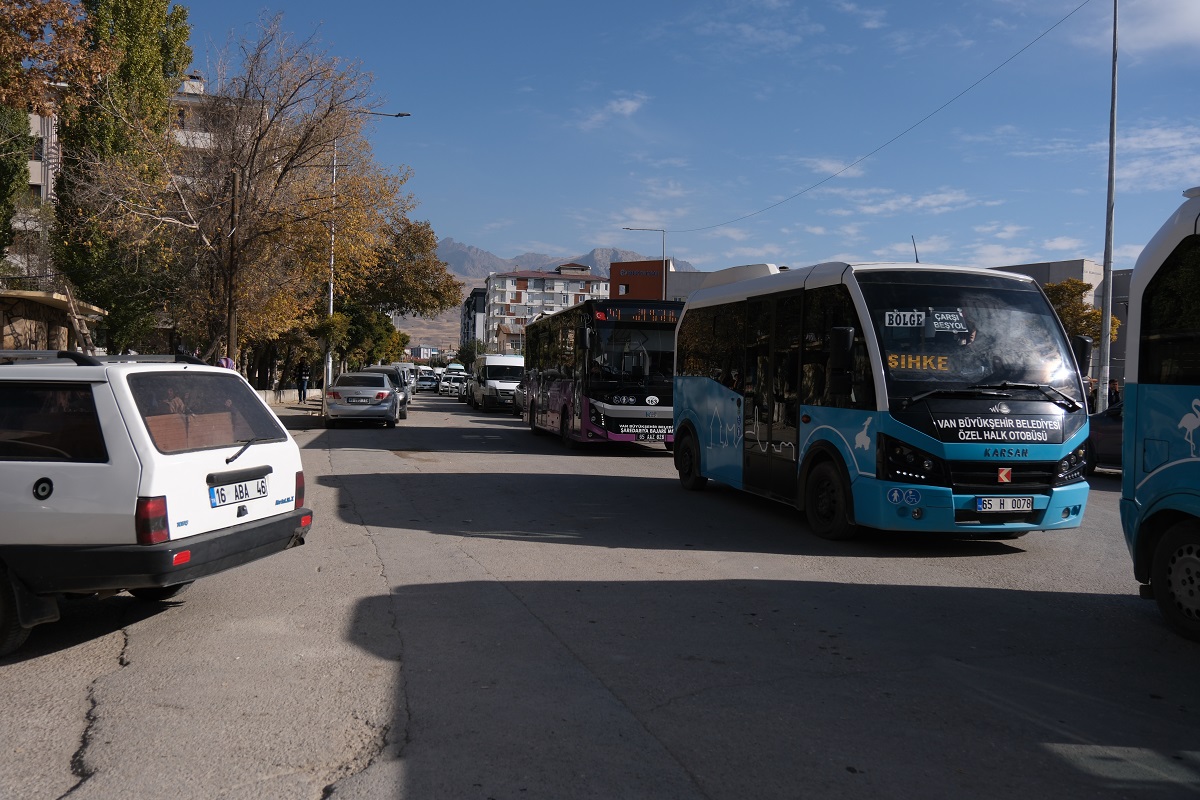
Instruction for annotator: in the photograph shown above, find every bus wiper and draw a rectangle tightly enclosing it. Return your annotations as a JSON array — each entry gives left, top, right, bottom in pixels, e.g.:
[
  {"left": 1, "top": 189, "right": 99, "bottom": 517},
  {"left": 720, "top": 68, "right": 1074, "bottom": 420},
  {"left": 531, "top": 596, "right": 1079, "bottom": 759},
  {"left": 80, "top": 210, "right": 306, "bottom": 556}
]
[
  {"left": 226, "top": 437, "right": 260, "bottom": 464},
  {"left": 904, "top": 387, "right": 1011, "bottom": 407},
  {"left": 969, "top": 382, "right": 1082, "bottom": 412}
]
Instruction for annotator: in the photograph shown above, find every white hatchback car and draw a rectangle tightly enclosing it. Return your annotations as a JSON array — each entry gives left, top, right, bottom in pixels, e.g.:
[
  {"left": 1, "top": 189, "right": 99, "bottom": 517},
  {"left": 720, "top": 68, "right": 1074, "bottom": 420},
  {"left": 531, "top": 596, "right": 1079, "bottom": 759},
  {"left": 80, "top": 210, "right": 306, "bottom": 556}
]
[{"left": 0, "top": 351, "right": 312, "bottom": 656}]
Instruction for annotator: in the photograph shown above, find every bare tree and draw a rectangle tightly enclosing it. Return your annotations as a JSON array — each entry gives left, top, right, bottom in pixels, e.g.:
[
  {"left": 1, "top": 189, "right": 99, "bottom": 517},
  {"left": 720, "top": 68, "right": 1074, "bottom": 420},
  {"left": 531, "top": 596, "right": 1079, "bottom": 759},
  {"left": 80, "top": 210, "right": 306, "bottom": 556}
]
[{"left": 69, "top": 14, "right": 416, "bottom": 359}]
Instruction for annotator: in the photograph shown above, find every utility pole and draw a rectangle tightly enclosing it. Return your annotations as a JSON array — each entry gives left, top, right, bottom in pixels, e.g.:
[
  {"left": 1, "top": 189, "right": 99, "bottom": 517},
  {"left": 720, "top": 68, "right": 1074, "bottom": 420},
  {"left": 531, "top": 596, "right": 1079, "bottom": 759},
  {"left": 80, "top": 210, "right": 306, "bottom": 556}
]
[
  {"left": 1097, "top": 0, "right": 1117, "bottom": 413},
  {"left": 227, "top": 169, "right": 240, "bottom": 363}
]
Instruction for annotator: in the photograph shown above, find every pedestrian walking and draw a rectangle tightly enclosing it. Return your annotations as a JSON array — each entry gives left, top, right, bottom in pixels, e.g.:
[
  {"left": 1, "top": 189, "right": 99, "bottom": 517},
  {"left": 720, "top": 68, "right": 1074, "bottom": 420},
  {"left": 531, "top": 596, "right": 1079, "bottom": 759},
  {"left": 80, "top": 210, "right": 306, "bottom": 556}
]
[{"left": 296, "top": 358, "right": 311, "bottom": 403}]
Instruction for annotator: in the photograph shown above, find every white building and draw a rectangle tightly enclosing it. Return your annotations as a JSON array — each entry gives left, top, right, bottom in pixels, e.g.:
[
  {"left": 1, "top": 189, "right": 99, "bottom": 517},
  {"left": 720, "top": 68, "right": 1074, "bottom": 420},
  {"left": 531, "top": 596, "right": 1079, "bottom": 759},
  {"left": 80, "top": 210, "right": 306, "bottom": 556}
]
[{"left": 483, "top": 263, "right": 608, "bottom": 353}]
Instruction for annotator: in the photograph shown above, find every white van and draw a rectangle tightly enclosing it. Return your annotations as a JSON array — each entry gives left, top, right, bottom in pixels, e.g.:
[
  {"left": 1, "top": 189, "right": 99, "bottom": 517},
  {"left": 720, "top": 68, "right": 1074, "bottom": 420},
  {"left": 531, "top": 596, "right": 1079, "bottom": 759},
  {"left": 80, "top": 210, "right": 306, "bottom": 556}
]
[
  {"left": 0, "top": 351, "right": 312, "bottom": 655},
  {"left": 469, "top": 354, "right": 524, "bottom": 411}
]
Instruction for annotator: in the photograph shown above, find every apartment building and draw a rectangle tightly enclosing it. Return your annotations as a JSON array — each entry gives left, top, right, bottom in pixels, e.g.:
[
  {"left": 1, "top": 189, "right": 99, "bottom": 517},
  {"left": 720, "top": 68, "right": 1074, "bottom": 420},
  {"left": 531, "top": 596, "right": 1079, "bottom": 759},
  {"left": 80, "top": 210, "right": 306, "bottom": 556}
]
[{"left": 482, "top": 263, "right": 608, "bottom": 353}]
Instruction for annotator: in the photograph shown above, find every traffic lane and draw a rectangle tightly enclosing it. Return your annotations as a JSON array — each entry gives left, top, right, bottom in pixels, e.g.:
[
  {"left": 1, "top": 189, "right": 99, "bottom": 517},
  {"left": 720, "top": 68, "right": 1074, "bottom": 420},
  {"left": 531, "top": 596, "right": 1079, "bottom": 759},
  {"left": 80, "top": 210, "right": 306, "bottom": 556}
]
[
  {"left": 347, "top": 576, "right": 1195, "bottom": 799},
  {"left": 1, "top": 409, "right": 404, "bottom": 800},
  {"left": 318, "top": 409, "right": 1194, "bottom": 797}
]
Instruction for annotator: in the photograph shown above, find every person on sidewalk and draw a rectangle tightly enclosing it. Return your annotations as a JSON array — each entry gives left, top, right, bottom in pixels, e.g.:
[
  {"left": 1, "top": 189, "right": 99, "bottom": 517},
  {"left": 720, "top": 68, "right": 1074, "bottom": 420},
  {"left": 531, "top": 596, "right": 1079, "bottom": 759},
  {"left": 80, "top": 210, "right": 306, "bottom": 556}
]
[{"left": 296, "top": 359, "right": 311, "bottom": 403}]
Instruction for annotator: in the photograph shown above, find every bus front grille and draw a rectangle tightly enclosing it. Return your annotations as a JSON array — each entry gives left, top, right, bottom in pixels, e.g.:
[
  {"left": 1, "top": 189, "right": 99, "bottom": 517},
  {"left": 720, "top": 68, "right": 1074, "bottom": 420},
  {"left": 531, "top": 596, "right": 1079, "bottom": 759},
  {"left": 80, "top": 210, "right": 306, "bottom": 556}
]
[{"left": 948, "top": 461, "right": 1058, "bottom": 496}]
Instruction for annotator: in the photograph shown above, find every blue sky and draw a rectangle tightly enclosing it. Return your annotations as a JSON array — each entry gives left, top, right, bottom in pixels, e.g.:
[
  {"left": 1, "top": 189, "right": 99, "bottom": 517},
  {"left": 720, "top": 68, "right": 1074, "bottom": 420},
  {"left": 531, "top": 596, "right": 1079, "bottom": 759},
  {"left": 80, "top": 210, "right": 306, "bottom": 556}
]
[{"left": 184, "top": 0, "right": 1200, "bottom": 273}]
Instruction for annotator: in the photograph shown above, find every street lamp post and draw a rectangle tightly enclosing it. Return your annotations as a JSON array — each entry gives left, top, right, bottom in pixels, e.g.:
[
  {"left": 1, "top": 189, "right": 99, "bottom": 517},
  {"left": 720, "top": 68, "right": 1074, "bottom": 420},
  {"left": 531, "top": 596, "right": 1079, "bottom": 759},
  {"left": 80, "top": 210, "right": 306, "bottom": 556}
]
[
  {"left": 623, "top": 227, "right": 667, "bottom": 299},
  {"left": 323, "top": 110, "right": 410, "bottom": 413}
]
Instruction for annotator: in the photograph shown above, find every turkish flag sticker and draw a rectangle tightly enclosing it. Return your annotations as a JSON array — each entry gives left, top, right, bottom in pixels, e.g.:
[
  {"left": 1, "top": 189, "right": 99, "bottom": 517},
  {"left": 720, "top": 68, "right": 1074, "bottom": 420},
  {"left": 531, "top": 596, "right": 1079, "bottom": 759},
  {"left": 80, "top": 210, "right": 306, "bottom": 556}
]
[{"left": 998, "top": 468, "right": 1012, "bottom": 483}]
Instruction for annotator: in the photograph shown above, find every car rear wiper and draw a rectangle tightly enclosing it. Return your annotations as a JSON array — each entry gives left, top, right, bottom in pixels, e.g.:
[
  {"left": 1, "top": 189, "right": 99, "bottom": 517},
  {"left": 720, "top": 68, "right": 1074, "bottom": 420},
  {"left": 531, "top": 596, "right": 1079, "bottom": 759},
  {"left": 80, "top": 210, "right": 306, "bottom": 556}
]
[
  {"left": 226, "top": 437, "right": 260, "bottom": 464},
  {"left": 903, "top": 387, "right": 1012, "bottom": 407},
  {"left": 969, "top": 381, "right": 1082, "bottom": 412}
]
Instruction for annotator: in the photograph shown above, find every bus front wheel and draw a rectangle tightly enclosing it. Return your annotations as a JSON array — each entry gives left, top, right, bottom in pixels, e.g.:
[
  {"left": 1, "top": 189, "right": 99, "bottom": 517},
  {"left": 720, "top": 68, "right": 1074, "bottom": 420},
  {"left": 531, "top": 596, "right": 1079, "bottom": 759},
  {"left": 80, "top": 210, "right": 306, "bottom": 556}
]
[
  {"left": 804, "top": 461, "right": 857, "bottom": 540},
  {"left": 1151, "top": 520, "right": 1200, "bottom": 641},
  {"left": 560, "top": 410, "right": 576, "bottom": 450},
  {"left": 676, "top": 433, "right": 707, "bottom": 491}
]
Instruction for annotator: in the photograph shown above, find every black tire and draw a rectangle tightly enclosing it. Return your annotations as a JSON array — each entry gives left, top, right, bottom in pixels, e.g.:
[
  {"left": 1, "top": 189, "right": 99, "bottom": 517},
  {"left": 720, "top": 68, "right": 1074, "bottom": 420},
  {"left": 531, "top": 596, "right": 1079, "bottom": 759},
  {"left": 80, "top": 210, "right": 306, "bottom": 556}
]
[
  {"left": 664, "top": 441, "right": 674, "bottom": 452},
  {"left": 676, "top": 433, "right": 707, "bottom": 491},
  {"left": 804, "top": 460, "right": 858, "bottom": 540},
  {"left": 129, "top": 582, "right": 193, "bottom": 602},
  {"left": 1151, "top": 521, "right": 1200, "bottom": 641},
  {"left": 399, "top": 405, "right": 408, "bottom": 420},
  {"left": 560, "top": 409, "right": 575, "bottom": 449},
  {"left": 386, "top": 417, "right": 396, "bottom": 428},
  {"left": 528, "top": 401, "right": 541, "bottom": 435},
  {"left": 324, "top": 417, "right": 336, "bottom": 429},
  {"left": 1084, "top": 440, "right": 1097, "bottom": 477},
  {"left": 0, "top": 569, "right": 32, "bottom": 657}
]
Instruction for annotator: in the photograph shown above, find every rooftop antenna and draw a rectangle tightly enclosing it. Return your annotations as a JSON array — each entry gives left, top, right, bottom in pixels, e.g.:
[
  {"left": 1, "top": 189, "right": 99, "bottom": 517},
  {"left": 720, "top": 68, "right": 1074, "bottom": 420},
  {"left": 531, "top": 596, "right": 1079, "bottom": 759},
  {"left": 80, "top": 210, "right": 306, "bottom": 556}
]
[{"left": 911, "top": 235, "right": 920, "bottom": 263}]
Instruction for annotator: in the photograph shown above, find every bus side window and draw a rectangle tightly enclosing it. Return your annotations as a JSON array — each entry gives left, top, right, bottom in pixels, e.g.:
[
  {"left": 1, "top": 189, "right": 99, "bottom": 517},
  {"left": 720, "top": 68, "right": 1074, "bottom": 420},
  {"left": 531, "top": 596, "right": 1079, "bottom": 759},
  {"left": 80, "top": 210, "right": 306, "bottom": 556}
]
[{"left": 802, "top": 285, "right": 875, "bottom": 409}]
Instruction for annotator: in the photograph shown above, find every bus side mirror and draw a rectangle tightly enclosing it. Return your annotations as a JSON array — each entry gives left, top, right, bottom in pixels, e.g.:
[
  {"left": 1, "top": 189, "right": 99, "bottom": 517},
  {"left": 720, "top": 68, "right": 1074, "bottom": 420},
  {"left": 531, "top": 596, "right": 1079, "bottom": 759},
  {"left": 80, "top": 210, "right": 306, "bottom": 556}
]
[
  {"left": 829, "top": 327, "right": 855, "bottom": 396},
  {"left": 1072, "top": 335, "right": 1093, "bottom": 377}
]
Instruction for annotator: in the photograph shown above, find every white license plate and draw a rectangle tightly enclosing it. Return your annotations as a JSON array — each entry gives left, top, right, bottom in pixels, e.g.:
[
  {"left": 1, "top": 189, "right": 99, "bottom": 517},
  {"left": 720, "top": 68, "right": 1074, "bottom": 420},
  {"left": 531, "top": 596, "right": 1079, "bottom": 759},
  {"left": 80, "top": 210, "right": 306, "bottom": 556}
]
[
  {"left": 637, "top": 433, "right": 666, "bottom": 441},
  {"left": 976, "top": 496, "right": 1033, "bottom": 512},
  {"left": 210, "top": 477, "right": 268, "bottom": 507},
  {"left": 347, "top": 397, "right": 371, "bottom": 404}
]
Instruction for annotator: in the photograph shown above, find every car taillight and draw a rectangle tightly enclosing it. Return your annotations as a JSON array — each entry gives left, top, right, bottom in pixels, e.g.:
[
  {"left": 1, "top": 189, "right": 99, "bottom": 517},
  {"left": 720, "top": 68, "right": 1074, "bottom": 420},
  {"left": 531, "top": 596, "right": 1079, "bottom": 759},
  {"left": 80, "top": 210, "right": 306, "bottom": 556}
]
[
  {"left": 375, "top": 391, "right": 388, "bottom": 400},
  {"left": 295, "top": 471, "right": 305, "bottom": 507},
  {"left": 136, "top": 495, "right": 169, "bottom": 545},
  {"left": 326, "top": 390, "right": 341, "bottom": 399}
]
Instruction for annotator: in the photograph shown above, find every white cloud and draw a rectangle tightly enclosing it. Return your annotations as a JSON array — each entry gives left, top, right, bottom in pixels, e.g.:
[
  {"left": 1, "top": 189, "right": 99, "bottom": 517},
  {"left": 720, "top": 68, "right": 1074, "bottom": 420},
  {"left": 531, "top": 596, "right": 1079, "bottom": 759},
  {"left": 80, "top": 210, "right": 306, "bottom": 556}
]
[
  {"left": 723, "top": 244, "right": 785, "bottom": 260},
  {"left": 1043, "top": 236, "right": 1084, "bottom": 252},
  {"left": 577, "top": 92, "right": 650, "bottom": 131},
  {"left": 967, "top": 243, "right": 1039, "bottom": 268},
  {"left": 1073, "top": 0, "right": 1200, "bottom": 57},
  {"left": 643, "top": 179, "right": 689, "bottom": 200},
  {"left": 833, "top": 1, "right": 887, "bottom": 30},
  {"left": 974, "top": 222, "right": 1027, "bottom": 240},
  {"left": 792, "top": 156, "right": 866, "bottom": 178}
]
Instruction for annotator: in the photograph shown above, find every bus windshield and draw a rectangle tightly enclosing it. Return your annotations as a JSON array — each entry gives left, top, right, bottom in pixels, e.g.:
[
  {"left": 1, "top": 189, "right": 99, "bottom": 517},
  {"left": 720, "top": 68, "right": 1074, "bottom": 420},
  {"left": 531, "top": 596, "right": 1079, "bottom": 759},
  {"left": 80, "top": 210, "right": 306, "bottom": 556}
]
[
  {"left": 588, "top": 324, "right": 674, "bottom": 389},
  {"left": 857, "top": 270, "right": 1084, "bottom": 406}
]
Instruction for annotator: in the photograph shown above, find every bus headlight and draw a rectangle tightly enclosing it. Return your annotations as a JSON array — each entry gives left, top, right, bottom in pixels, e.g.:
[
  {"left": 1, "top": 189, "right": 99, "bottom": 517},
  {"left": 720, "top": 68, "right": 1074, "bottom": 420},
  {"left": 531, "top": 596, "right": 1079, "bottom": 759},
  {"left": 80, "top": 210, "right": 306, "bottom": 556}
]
[{"left": 877, "top": 435, "right": 949, "bottom": 486}]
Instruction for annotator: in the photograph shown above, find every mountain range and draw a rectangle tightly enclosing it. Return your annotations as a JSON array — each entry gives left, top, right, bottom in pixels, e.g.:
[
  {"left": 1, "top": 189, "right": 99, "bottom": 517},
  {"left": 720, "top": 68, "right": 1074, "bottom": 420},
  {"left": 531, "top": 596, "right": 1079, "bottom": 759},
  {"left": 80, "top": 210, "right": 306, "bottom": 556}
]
[
  {"left": 399, "top": 240, "right": 696, "bottom": 349},
  {"left": 436, "top": 238, "right": 696, "bottom": 280}
]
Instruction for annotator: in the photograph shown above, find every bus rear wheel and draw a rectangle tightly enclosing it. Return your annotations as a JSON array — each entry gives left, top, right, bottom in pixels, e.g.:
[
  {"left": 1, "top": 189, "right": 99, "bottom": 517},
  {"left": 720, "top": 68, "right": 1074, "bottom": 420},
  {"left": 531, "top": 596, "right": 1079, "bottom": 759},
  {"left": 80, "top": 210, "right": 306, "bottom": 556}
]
[
  {"left": 804, "top": 461, "right": 857, "bottom": 540},
  {"left": 676, "top": 433, "right": 707, "bottom": 491},
  {"left": 1151, "top": 521, "right": 1200, "bottom": 641}
]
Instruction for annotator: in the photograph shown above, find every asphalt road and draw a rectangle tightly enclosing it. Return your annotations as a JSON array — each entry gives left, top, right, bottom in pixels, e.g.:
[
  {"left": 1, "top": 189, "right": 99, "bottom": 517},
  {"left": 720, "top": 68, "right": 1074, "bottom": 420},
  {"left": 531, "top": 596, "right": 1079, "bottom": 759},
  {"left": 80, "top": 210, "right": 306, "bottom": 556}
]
[{"left": 1, "top": 392, "right": 1197, "bottom": 800}]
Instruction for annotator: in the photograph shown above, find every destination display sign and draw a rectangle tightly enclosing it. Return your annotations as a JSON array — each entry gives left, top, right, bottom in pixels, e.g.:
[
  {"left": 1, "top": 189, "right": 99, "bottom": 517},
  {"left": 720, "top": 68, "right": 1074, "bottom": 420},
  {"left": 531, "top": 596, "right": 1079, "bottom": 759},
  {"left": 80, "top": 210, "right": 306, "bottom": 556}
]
[
  {"left": 597, "top": 305, "right": 679, "bottom": 324},
  {"left": 885, "top": 308, "right": 970, "bottom": 335},
  {"left": 929, "top": 414, "right": 1064, "bottom": 444}
]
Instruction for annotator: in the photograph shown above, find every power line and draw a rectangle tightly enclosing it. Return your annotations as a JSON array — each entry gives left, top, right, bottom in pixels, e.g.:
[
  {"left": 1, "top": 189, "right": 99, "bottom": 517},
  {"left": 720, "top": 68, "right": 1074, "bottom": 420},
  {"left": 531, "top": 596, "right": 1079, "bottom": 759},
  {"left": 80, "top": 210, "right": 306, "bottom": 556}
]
[{"left": 673, "top": 0, "right": 1097, "bottom": 235}]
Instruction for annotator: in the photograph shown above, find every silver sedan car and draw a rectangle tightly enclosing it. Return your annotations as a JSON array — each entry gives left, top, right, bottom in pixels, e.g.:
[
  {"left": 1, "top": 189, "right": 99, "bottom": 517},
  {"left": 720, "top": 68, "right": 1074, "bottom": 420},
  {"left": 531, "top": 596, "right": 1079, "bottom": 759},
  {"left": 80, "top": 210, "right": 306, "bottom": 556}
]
[{"left": 324, "top": 372, "right": 401, "bottom": 428}]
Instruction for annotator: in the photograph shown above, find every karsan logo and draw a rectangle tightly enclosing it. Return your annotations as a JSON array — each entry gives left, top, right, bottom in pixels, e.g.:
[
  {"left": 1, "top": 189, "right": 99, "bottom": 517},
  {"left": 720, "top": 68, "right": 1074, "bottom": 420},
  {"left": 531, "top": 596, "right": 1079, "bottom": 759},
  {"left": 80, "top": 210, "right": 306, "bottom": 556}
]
[
  {"left": 998, "top": 468, "right": 1012, "bottom": 483},
  {"left": 646, "top": 396, "right": 660, "bottom": 406},
  {"left": 989, "top": 403, "right": 1012, "bottom": 414}
]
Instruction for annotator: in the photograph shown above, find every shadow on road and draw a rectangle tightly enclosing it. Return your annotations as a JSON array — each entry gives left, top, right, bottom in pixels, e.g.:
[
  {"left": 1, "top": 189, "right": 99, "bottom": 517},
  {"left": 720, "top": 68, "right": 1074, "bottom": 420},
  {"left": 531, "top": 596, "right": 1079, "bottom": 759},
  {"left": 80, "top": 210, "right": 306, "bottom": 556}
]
[{"left": 339, "top": 577, "right": 1198, "bottom": 799}]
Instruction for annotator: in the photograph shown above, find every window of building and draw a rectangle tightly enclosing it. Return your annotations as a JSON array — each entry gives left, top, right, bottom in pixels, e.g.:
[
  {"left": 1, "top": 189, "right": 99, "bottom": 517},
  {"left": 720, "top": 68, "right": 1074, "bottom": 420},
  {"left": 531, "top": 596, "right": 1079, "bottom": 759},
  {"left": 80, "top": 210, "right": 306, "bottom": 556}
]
[
  {"left": 561, "top": 294, "right": 569, "bottom": 305},
  {"left": 32, "top": 137, "right": 44, "bottom": 161},
  {"left": 618, "top": 285, "right": 629, "bottom": 296}
]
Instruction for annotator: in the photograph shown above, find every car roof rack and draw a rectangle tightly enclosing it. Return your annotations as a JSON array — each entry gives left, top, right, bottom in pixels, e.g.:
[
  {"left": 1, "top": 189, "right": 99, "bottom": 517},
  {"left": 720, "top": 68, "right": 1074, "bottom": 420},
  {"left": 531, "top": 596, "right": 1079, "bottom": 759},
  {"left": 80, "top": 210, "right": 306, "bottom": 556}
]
[
  {"left": 0, "top": 350, "right": 208, "bottom": 366},
  {"left": 0, "top": 349, "right": 104, "bottom": 366}
]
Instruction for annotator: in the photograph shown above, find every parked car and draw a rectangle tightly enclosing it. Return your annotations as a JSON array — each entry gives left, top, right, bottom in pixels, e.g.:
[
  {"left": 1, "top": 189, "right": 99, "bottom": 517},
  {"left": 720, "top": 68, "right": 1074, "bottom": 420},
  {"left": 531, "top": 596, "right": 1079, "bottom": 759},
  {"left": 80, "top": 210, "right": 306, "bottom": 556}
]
[
  {"left": 1086, "top": 400, "right": 1123, "bottom": 475},
  {"left": 0, "top": 350, "right": 312, "bottom": 656},
  {"left": 512, "top": 375, "right": 529, "bottom": 417},
  {"left": 324, "top": 372, "right": 401, "bottom": 428},
  {"left": 415, "top": 373, "right": 438, "bottom": 393},
  {"left": 361, "top": 365, "right": 410, "bottom": 419},
  {"left": 440, "top": 373, "right": 465, "bottom": 396}
]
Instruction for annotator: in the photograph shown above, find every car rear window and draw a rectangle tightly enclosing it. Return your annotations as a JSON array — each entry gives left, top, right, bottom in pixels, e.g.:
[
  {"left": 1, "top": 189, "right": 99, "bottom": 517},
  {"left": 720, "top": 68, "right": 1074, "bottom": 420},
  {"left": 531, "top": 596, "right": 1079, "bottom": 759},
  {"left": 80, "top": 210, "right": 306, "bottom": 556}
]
[
  {"left": 336, "top": 375, "right": 388, "bottom": 388},
  {"left": 0, "top": 382, "right": 108, "bottom": 462},
  {"left": 128, "top": 371, "right": 286, "bottom": 454}
]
